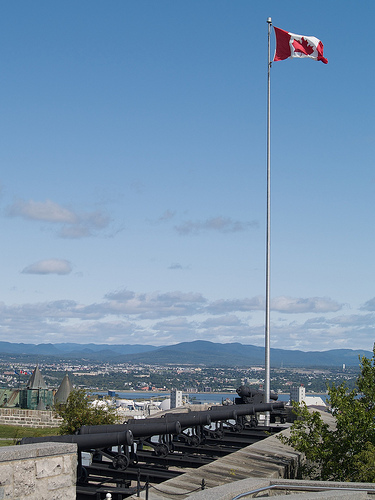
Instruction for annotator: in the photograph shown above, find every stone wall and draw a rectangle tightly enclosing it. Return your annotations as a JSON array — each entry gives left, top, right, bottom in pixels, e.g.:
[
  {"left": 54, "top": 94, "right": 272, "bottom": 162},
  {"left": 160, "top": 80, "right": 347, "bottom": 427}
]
[
  {"left": 0, "top": 408, "right": 62, "bottom": 427},
  {"left": 0, "top": 442, "right": 77, "bottom": 500}
]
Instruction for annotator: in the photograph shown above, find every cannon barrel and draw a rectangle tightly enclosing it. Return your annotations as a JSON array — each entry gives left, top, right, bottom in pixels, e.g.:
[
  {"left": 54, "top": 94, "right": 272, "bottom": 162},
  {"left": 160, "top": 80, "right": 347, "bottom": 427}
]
[
  {"left": 129, "top": 411, "right": 211, "bottom": 428},
  {"left": 164, "top": 411, "right": 211, "bottom": 427},
  {"left": 206, "top": 407, "right": 238, "bottom": 421},
  {"left": 236, "top": 385, "right": 278, "bottom": 401},
  {"left": 79, "top": 420, "right": 181, "bottom": 437},
  {"left": 208, "top": 402, "right": 284, "bottom": 421},
  {"left": 131, "top": 420, "right": 181, "bottom": 437},
  {"left": 78, "top": 401, "right": 283, "bottom": 436},
  {"left": 20, "top": 429, "right": 134, "bottom": 451}
]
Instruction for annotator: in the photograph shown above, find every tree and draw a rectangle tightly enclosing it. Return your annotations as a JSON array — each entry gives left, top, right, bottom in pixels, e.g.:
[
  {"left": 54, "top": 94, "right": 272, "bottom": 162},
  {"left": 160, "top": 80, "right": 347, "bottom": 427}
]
[
  {"left": 279, "top": 346, "right": 375, "bottom": 482},
  {"left": 55, "top": 389, "right": 119, "bottom": 435}
]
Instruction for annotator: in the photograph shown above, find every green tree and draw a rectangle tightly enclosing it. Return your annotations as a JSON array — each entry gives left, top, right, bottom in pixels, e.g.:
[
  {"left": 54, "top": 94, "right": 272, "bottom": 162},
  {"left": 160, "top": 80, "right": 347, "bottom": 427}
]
[
  {"left": 55, "top": 389, "right": 119, "bottom": 435},
  {"left": 279, "top": 346, "right": 375, "bottom": 482}
]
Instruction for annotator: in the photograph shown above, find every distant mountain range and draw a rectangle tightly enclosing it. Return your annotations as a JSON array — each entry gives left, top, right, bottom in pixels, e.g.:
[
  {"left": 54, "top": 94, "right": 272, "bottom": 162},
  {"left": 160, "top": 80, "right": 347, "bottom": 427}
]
[{"left": 0, "top": 340, "right": 371, "bottom": 367}]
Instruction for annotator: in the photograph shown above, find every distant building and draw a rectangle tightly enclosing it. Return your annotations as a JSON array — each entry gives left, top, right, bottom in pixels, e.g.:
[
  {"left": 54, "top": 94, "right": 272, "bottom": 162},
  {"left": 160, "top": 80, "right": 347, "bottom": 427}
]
[
  {"left": 290, "top": 385, "right": 305, "bottom": 403},
  {"left": 170, "top": 389, "right": 183, "bottom": 408},
  {"left": 290, "top": 385, "right": 326, "bottom": 408},
  {"left": 1, "top": 367, "right": 73, "bottom": 410},
  {"left": 54, "top": 373, "right": 73, "bottom": 405},
  {"left": 19, "top": 365, "right": 54, "bottom": 410}
]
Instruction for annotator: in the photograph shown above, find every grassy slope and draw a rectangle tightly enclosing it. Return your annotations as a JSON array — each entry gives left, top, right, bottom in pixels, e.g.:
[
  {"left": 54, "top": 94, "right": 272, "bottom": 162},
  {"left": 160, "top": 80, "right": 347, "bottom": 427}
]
[{"left": 0, "top": 424, "right": 59, "bottom": 446}]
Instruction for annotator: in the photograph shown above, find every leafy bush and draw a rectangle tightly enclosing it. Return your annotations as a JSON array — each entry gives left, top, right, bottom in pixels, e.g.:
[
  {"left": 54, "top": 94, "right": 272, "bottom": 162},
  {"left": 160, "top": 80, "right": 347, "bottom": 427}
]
[
  {"left": 279, "top": 346, "right": 375, "bottom": 482},
  {"left": 54, "top": 389, "right": 119, "bottom": 435}
]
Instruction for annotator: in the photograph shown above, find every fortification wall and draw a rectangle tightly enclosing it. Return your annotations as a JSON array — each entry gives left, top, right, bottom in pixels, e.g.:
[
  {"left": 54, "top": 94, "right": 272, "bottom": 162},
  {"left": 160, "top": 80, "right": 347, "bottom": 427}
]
[
  {"left": 0, "top": 442, "right": 76, "bottom": 500},
  {"left": 0, "top": 408, "right": 62, "bottom": 427}
]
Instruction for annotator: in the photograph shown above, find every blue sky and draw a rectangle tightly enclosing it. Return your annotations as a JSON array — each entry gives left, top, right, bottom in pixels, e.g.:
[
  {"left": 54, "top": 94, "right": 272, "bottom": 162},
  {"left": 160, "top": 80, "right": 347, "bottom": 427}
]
[{"left": 0, "top": 1, "right": 374, "bottom": 351}]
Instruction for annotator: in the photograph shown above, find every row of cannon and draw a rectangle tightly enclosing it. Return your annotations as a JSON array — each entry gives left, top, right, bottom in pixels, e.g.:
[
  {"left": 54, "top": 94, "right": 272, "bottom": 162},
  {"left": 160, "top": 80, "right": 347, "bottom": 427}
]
[{"left": 21, "top": 399, "right": 285, "bottom": 454}]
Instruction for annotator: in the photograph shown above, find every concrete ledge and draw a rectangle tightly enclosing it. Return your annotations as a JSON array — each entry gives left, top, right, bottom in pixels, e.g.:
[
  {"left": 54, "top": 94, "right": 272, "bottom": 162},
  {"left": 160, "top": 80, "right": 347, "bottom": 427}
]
[
  {"left": 188, "top": 478, "right": 375, "bottom": 499},
  {"left": 0, "top": 442, "right": 77, "bottom": 500},
  {"left": 0, "top": 442, "right": 76, "bottom": 462}
]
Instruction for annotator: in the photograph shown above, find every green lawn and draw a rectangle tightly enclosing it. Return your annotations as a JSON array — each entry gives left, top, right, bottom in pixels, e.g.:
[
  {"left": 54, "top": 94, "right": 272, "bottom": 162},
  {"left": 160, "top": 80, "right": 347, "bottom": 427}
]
[
  {"left": 0, "top": 424, "right": 59, "bottom": 444},
  {"left": 0, "top": 440, "right": 14, "bottom": 447}
]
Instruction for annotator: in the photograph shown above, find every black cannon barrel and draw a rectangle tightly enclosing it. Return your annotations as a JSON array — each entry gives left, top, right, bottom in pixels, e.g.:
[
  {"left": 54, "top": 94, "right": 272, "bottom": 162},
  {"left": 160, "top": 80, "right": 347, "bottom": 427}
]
[
  {"left": 79, "top": 420, "right": 181, "bottom": 437},
  {"left": 236, "top": 385, "right": 278, "bottom": 401},
  {"left": 165, "top": 411, "right": 211, "bottom": 428},
  {"left": 233, "top": 402, "right": 284, "bottom": 415},
  {"left": 78, "top": 402, "right": 283, "bottom": 436},
  {"left": 129, "top": 411, "right": 211, "bottom": 428},
  {"left": 131, "top": 420, "right": 181, "bottom": 437},
  {"left": 21, "top": 429, "right": 134, "bottom": 451},
  {"left": 207, "top": 407, "right": 238, "bottom": 421},
  {"left": 208, "top": 402, "right": 284, "bottom": 421}
]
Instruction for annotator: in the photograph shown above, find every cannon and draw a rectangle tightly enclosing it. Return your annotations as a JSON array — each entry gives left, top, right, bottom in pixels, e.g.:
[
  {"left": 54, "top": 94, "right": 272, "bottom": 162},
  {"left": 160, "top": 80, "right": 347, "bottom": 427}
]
[
  {"left": 78, "top": 419, "right": 182, "bottom": 458},
  {"left": 79, "top": 419, "right": 181, "bottom": 437},
  {"left": 20, "top": 429, "right": 134, "bottom": 451},
  {"left": 236, "top": 385, "right": 278, "bottom": 404},
  {"left": 19, "top": 394, "right": 287, "bottom": 500},
  {"left": 78, "top": 414, "right": 208, "bottom": 453},
  {"left": 235, "top": 386, "right": 287, "bottom": 424},
  {"left": 76, "top": 403, "right": 283, "bottom": 445}
]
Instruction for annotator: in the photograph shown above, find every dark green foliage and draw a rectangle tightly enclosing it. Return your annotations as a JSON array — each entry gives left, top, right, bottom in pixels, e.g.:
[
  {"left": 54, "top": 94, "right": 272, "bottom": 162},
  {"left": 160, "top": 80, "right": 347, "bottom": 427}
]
[
  {"left": 279, "top": 346, "right": 375, "bottom": 482},
  {"left": 54, "top": 389, "right": 119, "bottom": 435}
]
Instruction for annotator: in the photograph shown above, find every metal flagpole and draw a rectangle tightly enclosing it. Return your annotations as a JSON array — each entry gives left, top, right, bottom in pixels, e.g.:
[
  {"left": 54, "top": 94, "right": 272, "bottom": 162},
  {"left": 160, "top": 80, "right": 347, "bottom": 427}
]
[{"left": 264, "top": 17, "right": 272, "bottom": 424}]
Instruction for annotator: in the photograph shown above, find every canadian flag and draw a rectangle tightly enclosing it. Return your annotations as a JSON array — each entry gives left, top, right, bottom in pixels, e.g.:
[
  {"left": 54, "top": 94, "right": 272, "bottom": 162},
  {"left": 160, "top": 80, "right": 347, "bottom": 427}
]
[{"left": 274, "top": 26, "right": 328, "bottom": 64}]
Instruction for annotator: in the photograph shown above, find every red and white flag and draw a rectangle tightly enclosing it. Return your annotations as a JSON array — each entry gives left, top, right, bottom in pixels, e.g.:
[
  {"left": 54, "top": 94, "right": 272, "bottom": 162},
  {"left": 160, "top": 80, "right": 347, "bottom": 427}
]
[{"left": 274, "top": 26, "right": 328, "bottom": 64}]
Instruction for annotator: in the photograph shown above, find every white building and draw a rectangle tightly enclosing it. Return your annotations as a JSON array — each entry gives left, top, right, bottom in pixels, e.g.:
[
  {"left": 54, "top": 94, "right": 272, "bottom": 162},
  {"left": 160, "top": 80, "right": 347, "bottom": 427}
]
[
  {"left": 170, "top": 389, "right": 183, "bottom": 408},
  {"left": 290, "top": 385, "right": 305, "bottom": 403},
  {"left": 290, "top": 385, "right": 326, "bottom": 408}
]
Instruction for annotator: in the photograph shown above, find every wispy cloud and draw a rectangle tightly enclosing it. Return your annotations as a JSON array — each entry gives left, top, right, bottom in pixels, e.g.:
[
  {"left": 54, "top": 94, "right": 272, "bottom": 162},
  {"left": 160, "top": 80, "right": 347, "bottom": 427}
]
[
  {"left": 158, "top": 210, "right": 176, "bottom": 222},
  {"left": 206, "top": 296, "right": 264, "bottom": 314},
  {"left": 168, "top": 262, "right": 190, "bottom": 270},
  {"left": 21, "top": 259, "right": 72, "bottom": 275},
  {"left": 0, "top": 288, "right": 372, "bottom": 350},
  {"left": 7, "top": 198, "right": 111, "bottom": 238},
  {"left": 102, "top": 290, "right": 207, "bottom": 319},
  {"left": 8, "top": 199, "right": 77, "bottom": 223},
  {"left": 204, "top": 295, "right": 342, "bottom": 315},
  {"left": 361, "top": 298, "right": 375, "bottom": 311},
  {"left": 174, "top": 216, "right": 258, "bottom": 235},
  {"left": 147, "top": 209, "right": 176, "bottom": 226},
  {"left": 271, "top": 296, "right": 342, "bottom": 314}
]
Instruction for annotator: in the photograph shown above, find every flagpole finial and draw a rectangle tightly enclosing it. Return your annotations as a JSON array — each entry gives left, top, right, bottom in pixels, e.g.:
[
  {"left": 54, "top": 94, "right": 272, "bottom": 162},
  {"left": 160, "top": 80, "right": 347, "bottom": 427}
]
[{"left": 267, "top": 17, "right": 272, "bottom": 24}]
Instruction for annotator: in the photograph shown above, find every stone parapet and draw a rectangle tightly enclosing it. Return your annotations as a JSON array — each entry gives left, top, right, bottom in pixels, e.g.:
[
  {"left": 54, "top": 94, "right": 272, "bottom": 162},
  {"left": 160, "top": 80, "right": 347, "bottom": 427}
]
[
  {"left": 0, "top": 408, "right": 62, "bottom": 427},
  {"left": 0, "top": 442, "right": 77, "bottom": 500}
]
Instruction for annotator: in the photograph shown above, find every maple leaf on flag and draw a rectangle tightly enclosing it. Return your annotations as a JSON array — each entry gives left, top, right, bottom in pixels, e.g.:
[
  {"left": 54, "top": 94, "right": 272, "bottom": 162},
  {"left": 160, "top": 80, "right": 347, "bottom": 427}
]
[{"left": 292, "top": 37, "right": 314, "bottom": 56}]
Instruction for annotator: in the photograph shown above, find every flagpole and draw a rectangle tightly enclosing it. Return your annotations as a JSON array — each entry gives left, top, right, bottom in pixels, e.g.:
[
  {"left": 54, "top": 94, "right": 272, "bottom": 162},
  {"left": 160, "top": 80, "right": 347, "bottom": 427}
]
[{"left": 264, "top": 17, "right": 272, "bottom": 424}]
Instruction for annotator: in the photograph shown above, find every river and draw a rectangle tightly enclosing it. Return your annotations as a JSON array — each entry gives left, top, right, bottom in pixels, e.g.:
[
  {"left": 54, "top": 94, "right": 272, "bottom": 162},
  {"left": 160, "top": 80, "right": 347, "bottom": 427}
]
[{"left": 94, "top": 390, "right": 328, "bottom": 404}]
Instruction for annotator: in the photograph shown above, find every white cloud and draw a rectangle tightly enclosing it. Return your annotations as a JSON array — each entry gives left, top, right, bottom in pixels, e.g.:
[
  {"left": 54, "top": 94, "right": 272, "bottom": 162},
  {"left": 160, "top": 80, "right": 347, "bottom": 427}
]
[
  {"left": 152, "top": 317, "right": 196, "bottom": 334},
  {"left": 158, "top": 210, "right": 176, "bottom": 222},
  {"left": 361, "top": 298, "right": 375, "bottom": 311},
  {"left": 206, "top": 296, "right": 264, "bottom": 314},
  {"left": 271, "top": 296, "right": 342, "bottom": 314},
  {"left": 0, "top": 289, "right": 373, "bottom": 350},
  {"left": 174, "top": 216, "right": 258, "bottom": 235},
  {"left": 201, "top": 314, "right": 246, "bottom": 328},
  {"left": 168, "top": 262, "right": 189, "bottom": 270},
  {"left": 8, "top": 199, "right": 77, "bottom": 223},
  {"left": 7, "top": 198, "right": 111, "bottom": 239},
  {"left": 101, "top": 290, "right": 207, "bottom": 319},
  {"left": 21, "top": 259, "right": 72, "bottom": 275}
]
